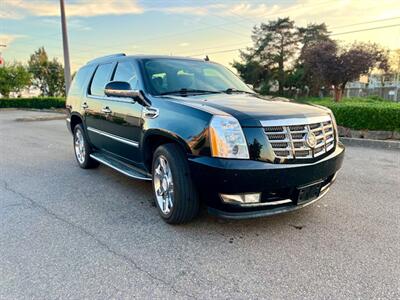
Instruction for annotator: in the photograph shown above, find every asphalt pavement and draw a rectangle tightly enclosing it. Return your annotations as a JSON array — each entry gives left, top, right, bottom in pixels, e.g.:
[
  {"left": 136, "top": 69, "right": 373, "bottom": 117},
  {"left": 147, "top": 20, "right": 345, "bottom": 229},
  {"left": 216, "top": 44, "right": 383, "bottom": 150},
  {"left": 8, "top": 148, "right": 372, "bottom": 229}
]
[{"left": 0, "top": 110, "right": 399, "bottom": 299}]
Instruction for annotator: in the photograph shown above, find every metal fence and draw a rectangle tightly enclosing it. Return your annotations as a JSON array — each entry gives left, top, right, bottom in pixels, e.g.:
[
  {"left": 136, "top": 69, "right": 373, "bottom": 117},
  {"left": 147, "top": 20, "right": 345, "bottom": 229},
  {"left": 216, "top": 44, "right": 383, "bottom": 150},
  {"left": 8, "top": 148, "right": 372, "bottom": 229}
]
[{"left": 343, "top": 87, "right": 400, "bottom": 101}]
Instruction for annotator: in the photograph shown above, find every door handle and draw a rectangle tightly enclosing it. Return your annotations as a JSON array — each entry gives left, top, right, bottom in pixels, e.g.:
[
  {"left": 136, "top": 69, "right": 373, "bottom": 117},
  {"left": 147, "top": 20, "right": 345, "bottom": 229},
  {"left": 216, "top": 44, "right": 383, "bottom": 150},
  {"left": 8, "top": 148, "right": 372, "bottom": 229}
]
[
  {"left": 81, "top": 102, "right": 88, "bottom": 109},
  {"left": 143, "top": 107, "right": 159, "bottom": 119},
  {"left": 102, "top": 107, "right": 112, "bottom": 114}
]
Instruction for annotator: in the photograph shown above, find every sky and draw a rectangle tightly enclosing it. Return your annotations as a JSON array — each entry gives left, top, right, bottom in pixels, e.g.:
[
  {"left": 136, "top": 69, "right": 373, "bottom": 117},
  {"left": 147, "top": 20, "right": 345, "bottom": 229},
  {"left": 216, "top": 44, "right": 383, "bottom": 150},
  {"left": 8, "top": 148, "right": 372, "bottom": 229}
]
[{"left": 1, "top": 0, "right": 400, "bottom": 72}]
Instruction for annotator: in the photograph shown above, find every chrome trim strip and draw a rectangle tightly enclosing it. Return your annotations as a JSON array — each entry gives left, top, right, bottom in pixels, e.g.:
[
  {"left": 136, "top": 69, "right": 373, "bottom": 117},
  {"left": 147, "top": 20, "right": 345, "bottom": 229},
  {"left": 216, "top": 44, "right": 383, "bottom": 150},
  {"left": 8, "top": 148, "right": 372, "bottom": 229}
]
[
  {"left": 87, "top": 127, "right": 139, "bottom": 148},
  {"left": 232, "top": 198, "right": 293, "bottom": 207},
  {"left": 89, "top": 154, "right": 151, "bottom": 181},
  {"left": 261, "top": 115, "right": 331, "bottom": 127},
  {"left": 87, "top": 94, "right": 135, "bottom": 104}
]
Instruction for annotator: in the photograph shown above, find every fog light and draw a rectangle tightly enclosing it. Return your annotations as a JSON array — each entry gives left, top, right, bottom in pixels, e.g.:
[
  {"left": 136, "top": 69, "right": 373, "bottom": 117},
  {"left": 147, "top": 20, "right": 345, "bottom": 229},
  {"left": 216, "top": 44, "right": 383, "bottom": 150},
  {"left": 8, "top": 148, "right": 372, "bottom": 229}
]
[{"left": 220, "top": 193, "right": 261, "bottom": 204}]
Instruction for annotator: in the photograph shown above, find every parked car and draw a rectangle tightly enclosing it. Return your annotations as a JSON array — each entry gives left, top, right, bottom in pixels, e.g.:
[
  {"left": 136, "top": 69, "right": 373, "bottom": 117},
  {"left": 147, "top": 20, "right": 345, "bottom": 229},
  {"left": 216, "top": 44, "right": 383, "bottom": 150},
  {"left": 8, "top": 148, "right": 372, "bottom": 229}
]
[{"left": 66, "top": 54, "right": 344, "bottom": 224}]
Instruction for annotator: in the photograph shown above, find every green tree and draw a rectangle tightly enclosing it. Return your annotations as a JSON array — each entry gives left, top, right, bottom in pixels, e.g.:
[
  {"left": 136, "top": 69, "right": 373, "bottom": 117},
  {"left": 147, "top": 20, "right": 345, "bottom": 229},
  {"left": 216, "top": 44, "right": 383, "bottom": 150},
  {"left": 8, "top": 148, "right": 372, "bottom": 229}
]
[
  {"left": 0, "top": 62, "right": 31, "bottom": 97},
  {"left": 231, "top": 60, "right": 270, "bottom": 91},
  {"left": 295, "top": 23, "right": 332, "bottom": 95},
  {"left": 298, "top": 23, "right": 331, "bottom": 60},
  {"left": 233, "top": 17, "right": 299, "bottom": 95},
  {"left": 303, "top": 41, "right": 389, "bottom": 101},
  {"left": 28, "top": 47, "right": 65, "bottom": 96}
]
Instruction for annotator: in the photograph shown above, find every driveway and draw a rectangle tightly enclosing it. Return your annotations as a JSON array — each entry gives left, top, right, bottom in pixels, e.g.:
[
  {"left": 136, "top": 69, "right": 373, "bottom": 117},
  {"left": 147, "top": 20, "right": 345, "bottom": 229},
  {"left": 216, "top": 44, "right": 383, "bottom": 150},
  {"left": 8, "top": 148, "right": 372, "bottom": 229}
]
[{"left": 0, "top": 110, "right": 399, "bottom": 299}]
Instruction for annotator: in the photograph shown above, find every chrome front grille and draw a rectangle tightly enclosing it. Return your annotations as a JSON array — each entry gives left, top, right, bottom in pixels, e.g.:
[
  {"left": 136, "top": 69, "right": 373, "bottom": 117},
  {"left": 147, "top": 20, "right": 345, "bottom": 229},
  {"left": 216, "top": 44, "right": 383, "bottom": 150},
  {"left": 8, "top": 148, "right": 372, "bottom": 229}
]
[{"left": 262, "top": 116, "right": 335, "bottom": 160}]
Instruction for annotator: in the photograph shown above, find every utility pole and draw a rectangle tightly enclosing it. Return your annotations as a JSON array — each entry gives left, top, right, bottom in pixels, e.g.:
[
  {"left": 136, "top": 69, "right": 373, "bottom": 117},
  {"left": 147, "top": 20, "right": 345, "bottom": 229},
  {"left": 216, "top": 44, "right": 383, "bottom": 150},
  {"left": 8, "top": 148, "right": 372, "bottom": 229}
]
[
  {"left": 395, "top": 53, "right": 400, "bottom": 102},
  {"left": 60, "top": 0, "right": 71, "bottom": 94}
]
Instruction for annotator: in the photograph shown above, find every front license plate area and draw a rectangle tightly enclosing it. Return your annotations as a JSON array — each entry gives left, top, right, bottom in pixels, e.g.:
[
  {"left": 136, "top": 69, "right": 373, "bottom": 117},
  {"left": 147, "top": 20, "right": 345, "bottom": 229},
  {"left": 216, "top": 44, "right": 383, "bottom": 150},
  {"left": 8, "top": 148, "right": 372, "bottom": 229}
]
[{"left": 296, "top": 182, "right": 322, "bottom": 204}]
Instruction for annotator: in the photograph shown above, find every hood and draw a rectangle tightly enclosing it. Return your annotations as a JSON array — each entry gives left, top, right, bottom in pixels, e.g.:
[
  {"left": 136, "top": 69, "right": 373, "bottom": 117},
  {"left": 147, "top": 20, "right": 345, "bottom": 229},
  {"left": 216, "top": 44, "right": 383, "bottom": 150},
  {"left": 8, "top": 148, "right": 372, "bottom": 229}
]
[{"left": 163, "top": 93, "right": 330, "bottom": 127}]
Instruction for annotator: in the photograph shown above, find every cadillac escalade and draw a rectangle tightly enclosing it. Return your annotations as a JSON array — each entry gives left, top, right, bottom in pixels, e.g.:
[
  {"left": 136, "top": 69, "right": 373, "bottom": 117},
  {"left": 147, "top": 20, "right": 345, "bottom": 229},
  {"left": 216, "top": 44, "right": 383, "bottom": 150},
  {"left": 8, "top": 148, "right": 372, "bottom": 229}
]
[{"left": 66, "top": 53, "right": 344, "bottom": 224}]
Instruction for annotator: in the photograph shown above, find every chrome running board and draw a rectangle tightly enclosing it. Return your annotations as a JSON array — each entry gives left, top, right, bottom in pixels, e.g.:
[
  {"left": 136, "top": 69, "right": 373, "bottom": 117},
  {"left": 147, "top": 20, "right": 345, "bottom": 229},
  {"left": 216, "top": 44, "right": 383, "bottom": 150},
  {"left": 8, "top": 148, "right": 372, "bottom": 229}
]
[{"left": 90, "top": 152, "right": 151, "bottom": 181}]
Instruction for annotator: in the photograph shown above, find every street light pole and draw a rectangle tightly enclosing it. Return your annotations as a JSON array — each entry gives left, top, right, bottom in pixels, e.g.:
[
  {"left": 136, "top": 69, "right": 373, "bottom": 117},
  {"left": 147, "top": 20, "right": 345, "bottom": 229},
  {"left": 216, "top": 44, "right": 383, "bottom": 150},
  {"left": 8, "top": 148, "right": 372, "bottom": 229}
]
[
  {"left": 60, "top": 0, "right": 71, "bottom": 94},
  {"left": 395, "top": 54, "right": 400, "bottom": 102}
]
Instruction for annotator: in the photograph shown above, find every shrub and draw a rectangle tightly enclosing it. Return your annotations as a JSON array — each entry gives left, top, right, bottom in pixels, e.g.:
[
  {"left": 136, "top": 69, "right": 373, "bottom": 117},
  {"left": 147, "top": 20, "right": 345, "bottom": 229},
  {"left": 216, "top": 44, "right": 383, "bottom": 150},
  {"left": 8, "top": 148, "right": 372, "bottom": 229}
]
[
  {"left": 0, "top": 97, "right": 65, "bottom": 109},
  {"left": 301, "top": 97, "right": 400, "bottom": 132}
]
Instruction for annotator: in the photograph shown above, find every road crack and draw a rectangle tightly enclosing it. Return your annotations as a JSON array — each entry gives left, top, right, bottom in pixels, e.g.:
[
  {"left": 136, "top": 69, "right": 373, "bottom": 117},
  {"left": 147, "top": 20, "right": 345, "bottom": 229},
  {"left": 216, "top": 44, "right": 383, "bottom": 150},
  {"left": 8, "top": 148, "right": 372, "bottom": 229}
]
[{"left": 1, "top": 180, "right": 196, "bottom": 299}]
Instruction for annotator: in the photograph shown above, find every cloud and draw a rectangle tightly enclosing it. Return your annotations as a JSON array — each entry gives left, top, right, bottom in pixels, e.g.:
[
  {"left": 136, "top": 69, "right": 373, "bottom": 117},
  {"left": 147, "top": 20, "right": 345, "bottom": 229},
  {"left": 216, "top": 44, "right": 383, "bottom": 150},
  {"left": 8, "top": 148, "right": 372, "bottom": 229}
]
[
  {"left": 0, "top": 34, "right": 25, "bottom": 46},
  {"left": 213, "top": 0, "right": 400, "bottom": 55},
  {"left": 155, "top": 4, "right": 225, "bottom": 16},
  {"left": 223, "top": 3, "right": 281, "bottom": 18},
  {"left": 220, "top": 0, "right": 400, "bottom": 28},
  {"left": 42, "top": 18, "right": 92, "bottom": 31},
  {"left": 1, "top": 0, "right": 225, "bottom": 19},
  {"left": 1, "top": 0, "right": 143, "bottom": 19},
  {"left": 179, "top": 42, "right": 190, "bottom": 47}
]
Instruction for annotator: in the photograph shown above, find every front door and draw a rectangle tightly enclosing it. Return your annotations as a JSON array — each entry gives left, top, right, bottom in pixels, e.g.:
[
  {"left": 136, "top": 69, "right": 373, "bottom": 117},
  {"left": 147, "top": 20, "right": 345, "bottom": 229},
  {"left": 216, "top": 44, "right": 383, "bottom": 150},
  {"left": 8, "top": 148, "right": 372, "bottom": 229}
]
[
  {"left": 87, "top": 60, "right": 143, "bottom": 164},
  {"left": 100, "top": 60, "right": 143, "bottom": 164},
  {"left": 100, "top": 99, "right": 143, "bottom": 164}
]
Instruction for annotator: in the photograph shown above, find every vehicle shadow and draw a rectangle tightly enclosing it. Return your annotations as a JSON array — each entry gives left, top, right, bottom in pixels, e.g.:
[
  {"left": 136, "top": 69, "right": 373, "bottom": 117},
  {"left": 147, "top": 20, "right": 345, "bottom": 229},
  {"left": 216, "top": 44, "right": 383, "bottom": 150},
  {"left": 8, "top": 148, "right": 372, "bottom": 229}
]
[{"left": 93, "top": 164, "right": 320, "bottom": 237}]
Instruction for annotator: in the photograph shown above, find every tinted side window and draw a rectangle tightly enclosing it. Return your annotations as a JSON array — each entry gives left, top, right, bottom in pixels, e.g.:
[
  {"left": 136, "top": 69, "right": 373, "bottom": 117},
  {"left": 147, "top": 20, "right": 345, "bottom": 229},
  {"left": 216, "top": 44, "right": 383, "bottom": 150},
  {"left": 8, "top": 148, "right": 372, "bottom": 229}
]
[
  {"left": 90, "top": 63, "right": 114, "bottom": 96},
  {"left": 113, "top": 61, "right": 138, "bottom": 89},
  {"left": 68, "top": 65, "right": 93, "bottom": 96}
]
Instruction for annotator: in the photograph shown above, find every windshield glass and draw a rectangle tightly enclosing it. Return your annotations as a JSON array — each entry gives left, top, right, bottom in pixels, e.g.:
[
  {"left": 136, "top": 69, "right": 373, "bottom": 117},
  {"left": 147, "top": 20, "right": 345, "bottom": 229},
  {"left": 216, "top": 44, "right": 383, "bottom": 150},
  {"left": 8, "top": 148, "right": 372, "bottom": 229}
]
[{"left": 142, "top": 58, "right": 254, "bottom": 95}]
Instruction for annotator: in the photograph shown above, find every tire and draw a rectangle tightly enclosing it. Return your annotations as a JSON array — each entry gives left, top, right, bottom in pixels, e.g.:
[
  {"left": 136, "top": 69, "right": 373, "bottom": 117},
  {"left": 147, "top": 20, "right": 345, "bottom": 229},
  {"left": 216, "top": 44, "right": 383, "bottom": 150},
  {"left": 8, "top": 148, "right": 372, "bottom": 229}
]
[
  {"left": 152, "top": 143, "right": 199, "bottom": 224},
  {"left": 73, "top": 124, "right": 99, "bottom": 169}
]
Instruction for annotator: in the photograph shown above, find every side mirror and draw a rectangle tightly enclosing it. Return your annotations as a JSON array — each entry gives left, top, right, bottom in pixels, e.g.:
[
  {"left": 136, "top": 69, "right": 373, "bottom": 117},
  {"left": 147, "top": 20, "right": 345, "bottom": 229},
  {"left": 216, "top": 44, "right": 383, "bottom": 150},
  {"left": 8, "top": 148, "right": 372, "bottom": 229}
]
[
  {"left": 104, "top": 81, "right": 139, "bottom": 100},
  {"left": 104, "top": 81, "right": 150, "bottom": 107}
]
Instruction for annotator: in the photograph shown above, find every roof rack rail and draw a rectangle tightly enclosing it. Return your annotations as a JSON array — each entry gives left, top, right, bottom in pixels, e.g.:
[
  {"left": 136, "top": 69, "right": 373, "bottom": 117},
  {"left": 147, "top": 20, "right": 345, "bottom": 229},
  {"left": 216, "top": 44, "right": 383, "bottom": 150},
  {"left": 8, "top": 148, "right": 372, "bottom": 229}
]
[{"left": 86, "top": 53, "right": 126, "bottom": 65}]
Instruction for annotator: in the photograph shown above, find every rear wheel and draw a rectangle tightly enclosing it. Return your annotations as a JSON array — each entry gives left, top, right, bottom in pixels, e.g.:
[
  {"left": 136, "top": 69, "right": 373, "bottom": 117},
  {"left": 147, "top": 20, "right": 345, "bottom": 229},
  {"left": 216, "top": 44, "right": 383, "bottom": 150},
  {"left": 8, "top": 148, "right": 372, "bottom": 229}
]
[
  {"left": 152, "top": 144, "right": 199, "bottom": 224},
  {"left": 73, "top": 124, "right": 99, "bottom": 169}
]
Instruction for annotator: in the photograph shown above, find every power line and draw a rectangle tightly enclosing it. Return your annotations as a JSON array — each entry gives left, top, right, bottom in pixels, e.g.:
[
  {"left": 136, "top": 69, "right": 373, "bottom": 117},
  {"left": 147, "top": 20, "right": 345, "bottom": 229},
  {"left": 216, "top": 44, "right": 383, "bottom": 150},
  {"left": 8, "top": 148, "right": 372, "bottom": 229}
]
[
  {"left": 330, "top": 16, "right": 400, "bottom": 30},
  {"left": 74, "top": 13, "right": 399, "bottom": 56},
  {"left": 187, "top": 23, "right": 400, "bottom": 57},
  {"left": 223, "top": 0, "right": 333, "bottom": 24},
  {"left": 331, "top": 23, "right": 400, "bottom": 36},
  {"left": 43, "top": 0, "right": 334, "bottom": 55}
]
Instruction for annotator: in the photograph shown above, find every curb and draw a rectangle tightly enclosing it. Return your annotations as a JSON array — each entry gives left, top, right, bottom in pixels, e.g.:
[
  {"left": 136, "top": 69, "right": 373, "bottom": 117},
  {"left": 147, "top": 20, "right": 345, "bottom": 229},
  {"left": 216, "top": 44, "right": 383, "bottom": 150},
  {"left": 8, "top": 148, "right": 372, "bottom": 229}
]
[
  {"left": 0, "top": 108, "right": 66, "bottom": 114},
  {"left": 15, "top": 115, "right": 66, "bottom": 122},
  {"left": 18, "top": 108, "right": 66, "bottom": 114},
  {"left": 340, "top": 137, "right": 400, "bottom": 150}
]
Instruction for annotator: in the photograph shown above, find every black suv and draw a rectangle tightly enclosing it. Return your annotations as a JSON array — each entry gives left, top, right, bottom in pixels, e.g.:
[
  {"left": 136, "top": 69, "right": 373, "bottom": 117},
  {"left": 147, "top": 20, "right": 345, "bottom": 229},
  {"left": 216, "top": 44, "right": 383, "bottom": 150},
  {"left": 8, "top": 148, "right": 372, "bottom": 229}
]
[{"left": 66, "top": 53, "right": 344, "bottom": 224}]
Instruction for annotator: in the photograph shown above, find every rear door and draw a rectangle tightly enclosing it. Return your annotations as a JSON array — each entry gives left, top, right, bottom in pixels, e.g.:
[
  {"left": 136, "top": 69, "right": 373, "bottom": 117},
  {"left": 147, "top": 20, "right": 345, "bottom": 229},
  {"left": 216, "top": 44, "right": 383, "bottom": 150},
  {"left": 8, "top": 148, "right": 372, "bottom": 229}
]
[
  {"left": 84, "top": 62, "right": 115, "bottom": 150},
  {"left": 98, "top": 60, "right": 143, "bottom": 164}
]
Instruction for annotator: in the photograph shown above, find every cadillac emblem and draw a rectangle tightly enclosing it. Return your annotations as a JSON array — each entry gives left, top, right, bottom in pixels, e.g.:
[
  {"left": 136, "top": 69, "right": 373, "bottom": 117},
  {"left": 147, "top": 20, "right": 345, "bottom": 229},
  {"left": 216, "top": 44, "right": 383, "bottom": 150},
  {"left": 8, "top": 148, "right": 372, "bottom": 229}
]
[{"left": 305, "top": 132, "right": 317, "bottom": 148}]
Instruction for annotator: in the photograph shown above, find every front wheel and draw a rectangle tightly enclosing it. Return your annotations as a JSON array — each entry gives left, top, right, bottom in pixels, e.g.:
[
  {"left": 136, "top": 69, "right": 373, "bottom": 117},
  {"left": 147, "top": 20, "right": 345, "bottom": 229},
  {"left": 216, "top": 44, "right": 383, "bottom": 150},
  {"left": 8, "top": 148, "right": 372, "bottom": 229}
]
[{"left": 152, "top": 144, "right": 199, "bottom": 224}]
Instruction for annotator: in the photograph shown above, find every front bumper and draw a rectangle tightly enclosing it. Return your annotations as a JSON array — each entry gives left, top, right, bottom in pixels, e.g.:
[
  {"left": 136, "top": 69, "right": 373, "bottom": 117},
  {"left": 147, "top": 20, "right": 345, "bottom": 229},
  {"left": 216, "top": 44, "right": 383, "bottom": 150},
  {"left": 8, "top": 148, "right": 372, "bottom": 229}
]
[{"left": 188, "top": 143, "right": 345, "bottom": 218}]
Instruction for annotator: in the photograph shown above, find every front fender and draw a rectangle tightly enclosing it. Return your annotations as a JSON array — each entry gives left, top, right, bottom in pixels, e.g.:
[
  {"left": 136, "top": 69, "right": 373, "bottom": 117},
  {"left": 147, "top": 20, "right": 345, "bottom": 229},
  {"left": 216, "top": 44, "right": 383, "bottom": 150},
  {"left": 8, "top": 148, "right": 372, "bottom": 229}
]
[
  {"left": 141, "top": 97, "right": 214, "bottom": 157},
  {"left": 142, "top": 128, "right": 192, "bottom": 154}
]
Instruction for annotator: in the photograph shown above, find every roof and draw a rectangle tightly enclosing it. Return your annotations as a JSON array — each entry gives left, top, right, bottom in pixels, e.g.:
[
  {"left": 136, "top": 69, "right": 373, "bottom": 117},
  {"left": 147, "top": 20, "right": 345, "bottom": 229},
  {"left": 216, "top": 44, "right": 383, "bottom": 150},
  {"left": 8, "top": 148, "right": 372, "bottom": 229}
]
[{"left": 86, "top": 54, "right": 205, "bottom": 65}]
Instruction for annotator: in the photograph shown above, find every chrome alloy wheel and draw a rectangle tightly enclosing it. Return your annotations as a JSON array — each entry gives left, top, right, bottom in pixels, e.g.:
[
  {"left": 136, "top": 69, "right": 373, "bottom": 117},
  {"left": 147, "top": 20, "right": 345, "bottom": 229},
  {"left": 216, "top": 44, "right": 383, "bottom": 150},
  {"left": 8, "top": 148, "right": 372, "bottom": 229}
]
[
  {"left": 153, "top": 155, "right": 174, "bottom": 215},
  {"left": 74, "top": 129, "right": 86, "bottom": 164}
]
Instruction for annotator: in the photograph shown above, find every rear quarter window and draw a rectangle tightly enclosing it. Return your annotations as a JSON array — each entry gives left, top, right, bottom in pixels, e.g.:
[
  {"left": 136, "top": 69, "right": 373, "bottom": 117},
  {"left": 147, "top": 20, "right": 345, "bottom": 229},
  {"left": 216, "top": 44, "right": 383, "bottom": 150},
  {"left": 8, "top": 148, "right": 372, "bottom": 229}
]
[{"left": 68, "top": 66, "right": 93, "bottom": 97}]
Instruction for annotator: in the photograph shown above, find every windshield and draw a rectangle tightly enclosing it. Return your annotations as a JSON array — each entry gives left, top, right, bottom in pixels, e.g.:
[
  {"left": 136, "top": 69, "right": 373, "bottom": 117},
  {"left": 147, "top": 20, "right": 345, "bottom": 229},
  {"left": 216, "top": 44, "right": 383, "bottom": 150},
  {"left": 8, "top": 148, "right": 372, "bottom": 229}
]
[{"left": 142, "top": 58, "right": 254, "bottom": 96}]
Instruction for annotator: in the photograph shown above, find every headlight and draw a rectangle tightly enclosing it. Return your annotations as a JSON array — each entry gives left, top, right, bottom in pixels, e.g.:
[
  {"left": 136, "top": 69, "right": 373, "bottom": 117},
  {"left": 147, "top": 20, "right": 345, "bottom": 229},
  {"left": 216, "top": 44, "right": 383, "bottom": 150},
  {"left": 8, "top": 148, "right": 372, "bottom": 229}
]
[{"left": 209, "top": 115, "right": 249, "bottom": 159}]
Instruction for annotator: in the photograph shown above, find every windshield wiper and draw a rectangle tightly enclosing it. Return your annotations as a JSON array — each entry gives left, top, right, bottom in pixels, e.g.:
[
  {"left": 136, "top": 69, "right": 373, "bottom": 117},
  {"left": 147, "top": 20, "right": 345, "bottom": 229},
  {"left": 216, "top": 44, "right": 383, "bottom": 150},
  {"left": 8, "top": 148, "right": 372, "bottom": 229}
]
[
  {"left": 159, "top": 88, "right": 222, "bottom": 95},
  {"left": 223, "top": 88, "right": 255, "bottom": 95}
]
